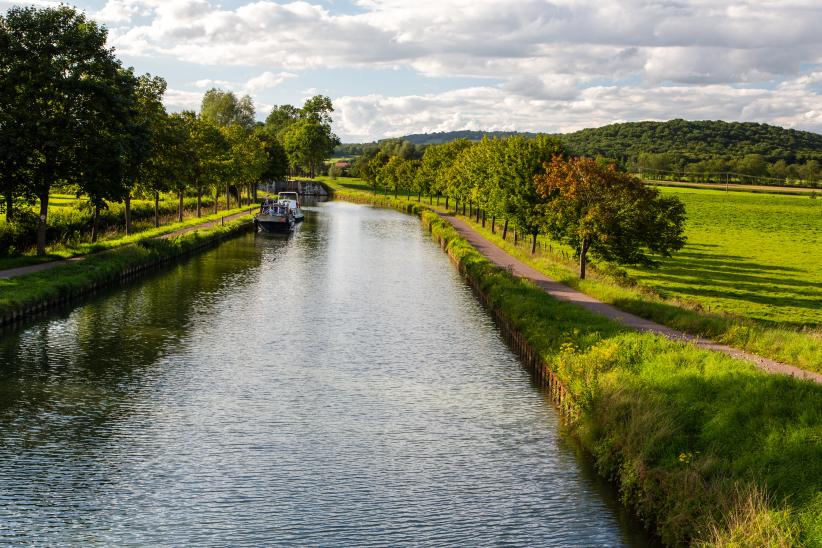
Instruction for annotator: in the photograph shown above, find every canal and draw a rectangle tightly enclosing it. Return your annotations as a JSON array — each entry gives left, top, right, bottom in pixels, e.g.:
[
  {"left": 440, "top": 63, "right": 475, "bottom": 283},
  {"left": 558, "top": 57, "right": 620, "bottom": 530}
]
[{"left": 0, "top": 201, "right": 650, "bottom": 545}]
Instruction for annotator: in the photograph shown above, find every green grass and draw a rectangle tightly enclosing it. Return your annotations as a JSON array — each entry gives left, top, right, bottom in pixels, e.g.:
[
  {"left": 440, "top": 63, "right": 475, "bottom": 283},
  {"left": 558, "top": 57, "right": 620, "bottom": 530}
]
[
  {"left": 327, "top": 183, "right": 822, "bottom": 546},
  {"left": 0, "top": 214, "right": 254, "bottom": 318},
  {"left": 630, "top": 187, "right": 822, "bottom": 327},
  {"left": 0, "top": 206, "right": 255, "bottom": 271}
]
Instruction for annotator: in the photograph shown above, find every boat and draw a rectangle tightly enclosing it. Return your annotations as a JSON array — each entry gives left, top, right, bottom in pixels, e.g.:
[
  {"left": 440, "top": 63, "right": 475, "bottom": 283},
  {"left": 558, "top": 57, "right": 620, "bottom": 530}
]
[
  {"left": 254, "top": 199, "right": 295, "bottom": 232},
  {"left": 277, "top": 192, "right": 304, "bottom": 223}
]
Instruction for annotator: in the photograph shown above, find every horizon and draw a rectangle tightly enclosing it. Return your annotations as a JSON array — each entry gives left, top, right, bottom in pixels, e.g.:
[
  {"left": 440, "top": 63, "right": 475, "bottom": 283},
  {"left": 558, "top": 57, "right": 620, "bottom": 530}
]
[{"left": 3, "top": 1, "right": 822, "bottom": 142}]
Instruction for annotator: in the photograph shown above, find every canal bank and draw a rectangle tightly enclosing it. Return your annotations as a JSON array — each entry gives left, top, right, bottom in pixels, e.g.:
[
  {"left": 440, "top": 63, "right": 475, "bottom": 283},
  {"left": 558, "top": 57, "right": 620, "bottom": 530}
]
[
  {"left": 329, "top": 185, "right": 822, "bottom": 546},
  {"left": 0, "top": 202, "right": 651, "bottom": 545},
  {"left": 0, "top": 213, "right": 255, "bottom": 327}
]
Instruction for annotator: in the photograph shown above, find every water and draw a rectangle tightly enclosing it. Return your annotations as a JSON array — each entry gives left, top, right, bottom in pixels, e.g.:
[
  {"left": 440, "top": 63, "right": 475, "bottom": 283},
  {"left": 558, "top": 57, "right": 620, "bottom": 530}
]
[{"left": 0, "top": 202, "right": 650, "bottom": 546}]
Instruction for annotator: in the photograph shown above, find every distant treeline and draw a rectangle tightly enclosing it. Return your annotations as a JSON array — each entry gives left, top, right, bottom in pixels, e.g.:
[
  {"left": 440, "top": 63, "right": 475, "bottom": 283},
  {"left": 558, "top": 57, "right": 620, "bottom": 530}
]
[{"left": 335, "top": 120, "right": 822, "bottom": 187}]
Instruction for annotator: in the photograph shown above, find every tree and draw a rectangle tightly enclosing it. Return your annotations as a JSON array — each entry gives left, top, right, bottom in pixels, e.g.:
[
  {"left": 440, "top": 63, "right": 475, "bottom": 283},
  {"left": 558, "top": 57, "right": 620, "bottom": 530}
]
[
  {"left": 74, "top": 67, "right": 139, "bottom": 242},
  {"left": 264, "top": 104, "right": 300, "bottom": 138},
  {"left": 122, "top": 73, "right": 167, "bottom": 234},
  {"left": 222, "top": 124, "right": 266, "bottom": 207},
  {"left": 536, "top": 156, "right": 686, "bottom": 279},
  {"left": 282, "top": 118, "right": 339, "bottom": 178},
  {"left": 166, "top": 112, "right": 196, "bottom": 221},
  {"left": 1, "top": 5, "right": 130, "bottom": 254},
  {"left": 184, "top": 114, "right": 228, "bottom": 217},
  {"left": 496, "top": 135, "right": 565, "bottom": 249},
  {"left": 201, "top": 88, "right": 255, "bottom": 130},
  {"left": 138, "top": 111, "right": 187, "bottom": 226},
  {"left": 255, "top": 126, "right": 289, "bottom": 184}
]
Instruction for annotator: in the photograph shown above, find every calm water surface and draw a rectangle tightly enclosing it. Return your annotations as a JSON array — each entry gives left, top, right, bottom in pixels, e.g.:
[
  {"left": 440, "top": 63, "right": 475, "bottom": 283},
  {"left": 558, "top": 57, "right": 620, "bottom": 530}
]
[{"left": 0, "top": 202, "right": 650, "bottom": 546}]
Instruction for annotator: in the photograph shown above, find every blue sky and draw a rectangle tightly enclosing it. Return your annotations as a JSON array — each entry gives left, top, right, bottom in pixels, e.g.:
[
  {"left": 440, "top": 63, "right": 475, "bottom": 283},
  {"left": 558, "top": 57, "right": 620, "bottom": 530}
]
[{"left": 4, "top": 0, "right": 822, "bottom": 142}]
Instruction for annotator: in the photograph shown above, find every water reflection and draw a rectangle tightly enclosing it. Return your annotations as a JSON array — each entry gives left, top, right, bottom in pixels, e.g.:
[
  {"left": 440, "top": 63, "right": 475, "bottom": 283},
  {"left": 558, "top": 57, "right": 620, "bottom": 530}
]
[{"left": 0, "top": 202, "right": 650, "bottom": 546}]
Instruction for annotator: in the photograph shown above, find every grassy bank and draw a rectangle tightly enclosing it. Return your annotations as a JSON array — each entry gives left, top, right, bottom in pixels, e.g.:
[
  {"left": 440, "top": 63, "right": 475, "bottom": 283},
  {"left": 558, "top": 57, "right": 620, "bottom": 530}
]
[
  {"left": 329, "top": 183, "right": 822, "bottom": 546},
  {"left": 0, "top": 191, "right": 257, "bottom": 264},
  {"left": 0, "top": 212, "right": 254, "bottom": 324},
  {"left": 0, "top": 205, "right": 254, "bottom": 271}
]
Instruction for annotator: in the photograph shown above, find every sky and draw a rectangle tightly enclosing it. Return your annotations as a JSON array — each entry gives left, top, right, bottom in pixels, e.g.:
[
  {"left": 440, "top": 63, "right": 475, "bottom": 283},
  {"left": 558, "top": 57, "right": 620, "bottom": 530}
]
[{"left": 4, "top": 0, "right": 822, "bottom": 142}]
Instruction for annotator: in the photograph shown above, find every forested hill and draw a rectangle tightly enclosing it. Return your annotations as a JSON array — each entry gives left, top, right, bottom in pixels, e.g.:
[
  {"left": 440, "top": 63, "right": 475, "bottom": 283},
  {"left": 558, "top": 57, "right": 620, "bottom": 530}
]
[
  {"left": 375, "top": 120, "right": 822, "bottom": 163},
  {"left": 559, "top": 120, "right": 822, "bottom": 163}
]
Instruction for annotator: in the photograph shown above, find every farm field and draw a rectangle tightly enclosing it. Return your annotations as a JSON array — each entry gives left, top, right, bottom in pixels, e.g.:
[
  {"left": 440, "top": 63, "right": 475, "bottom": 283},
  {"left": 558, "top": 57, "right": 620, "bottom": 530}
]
[{"left": 628, "top": 187, "right": 821, "bottom": 326}]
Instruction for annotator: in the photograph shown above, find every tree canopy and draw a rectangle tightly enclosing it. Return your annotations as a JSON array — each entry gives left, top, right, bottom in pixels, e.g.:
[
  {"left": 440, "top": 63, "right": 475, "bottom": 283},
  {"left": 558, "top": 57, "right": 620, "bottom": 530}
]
[{"left": 535, "top": 156, "right": 686, "bottom": 279}]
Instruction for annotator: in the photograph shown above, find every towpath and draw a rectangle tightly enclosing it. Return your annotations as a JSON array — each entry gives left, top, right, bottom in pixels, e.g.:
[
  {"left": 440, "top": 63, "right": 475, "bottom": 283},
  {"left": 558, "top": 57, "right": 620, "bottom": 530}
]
[
  {"left": 437, "top": 211, "right": 822, "bottom": 384},
  {"left": 0, "top": 209, "right": 254, "bottom": 281}
]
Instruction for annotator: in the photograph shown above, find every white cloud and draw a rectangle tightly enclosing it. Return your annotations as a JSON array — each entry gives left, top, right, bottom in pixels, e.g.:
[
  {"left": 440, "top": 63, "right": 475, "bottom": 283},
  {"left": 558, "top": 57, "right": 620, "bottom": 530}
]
[
  {"left": 333, "top": 76, "right": 822, "bottom": 141},
  {"left": 7, "top": 0, "right": 822, "bottom": 139},
  {"left": 163, "top": 88, "right": 203, "bottom": 111}
]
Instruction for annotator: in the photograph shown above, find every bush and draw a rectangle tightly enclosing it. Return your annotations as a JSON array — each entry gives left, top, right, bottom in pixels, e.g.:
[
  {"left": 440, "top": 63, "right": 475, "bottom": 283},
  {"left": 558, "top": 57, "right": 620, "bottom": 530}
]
[{"left": 0, "top": 210, "right": 39, "bottom": 256}]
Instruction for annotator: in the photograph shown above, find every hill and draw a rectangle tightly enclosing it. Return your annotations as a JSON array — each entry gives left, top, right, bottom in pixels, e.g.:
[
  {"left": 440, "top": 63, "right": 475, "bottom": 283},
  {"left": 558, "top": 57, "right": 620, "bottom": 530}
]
[
  {"left": 378, "top": 120, "right": 822, "bottom": 164},
  {"left": 559, "top": 119, "right": 822, "bottom": 164}
]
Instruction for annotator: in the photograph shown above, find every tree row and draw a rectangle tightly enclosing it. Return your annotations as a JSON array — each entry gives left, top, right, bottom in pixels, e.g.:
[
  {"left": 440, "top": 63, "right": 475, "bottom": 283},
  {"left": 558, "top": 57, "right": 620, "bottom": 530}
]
[
  {"left": 0, "top": 5, "right": 339, "bottom": 256},
  {"left": 352, "top": 136, "right": 686, "bottom": 279}
]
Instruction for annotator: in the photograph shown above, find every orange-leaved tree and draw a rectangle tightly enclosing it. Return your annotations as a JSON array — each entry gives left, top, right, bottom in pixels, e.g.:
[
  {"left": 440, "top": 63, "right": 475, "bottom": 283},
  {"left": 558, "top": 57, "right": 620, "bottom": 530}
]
[{"left": 535, "top": 156, "right": 686, "bottom": 279}]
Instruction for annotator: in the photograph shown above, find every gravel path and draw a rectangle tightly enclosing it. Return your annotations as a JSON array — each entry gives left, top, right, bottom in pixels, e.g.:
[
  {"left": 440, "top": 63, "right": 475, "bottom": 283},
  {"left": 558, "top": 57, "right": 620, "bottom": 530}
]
[
  {"left": 0, "top": 209, "right": 255, "bottom": 280},
  {"left": 438, "top": 211, "right": 822, "bottom": 384}
]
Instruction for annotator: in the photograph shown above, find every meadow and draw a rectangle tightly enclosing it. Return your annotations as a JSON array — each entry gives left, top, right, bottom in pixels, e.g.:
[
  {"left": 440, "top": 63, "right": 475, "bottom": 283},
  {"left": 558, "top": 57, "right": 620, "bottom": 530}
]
[{"left": 629, "top": 187, "right": 821, "bottom": 327}]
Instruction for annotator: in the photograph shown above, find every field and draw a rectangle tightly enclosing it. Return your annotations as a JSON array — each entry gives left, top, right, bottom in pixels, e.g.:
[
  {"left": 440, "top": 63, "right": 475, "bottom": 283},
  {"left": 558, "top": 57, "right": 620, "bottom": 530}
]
[{"left": 629, "top": 187, "right": 821, "bottom": 327}]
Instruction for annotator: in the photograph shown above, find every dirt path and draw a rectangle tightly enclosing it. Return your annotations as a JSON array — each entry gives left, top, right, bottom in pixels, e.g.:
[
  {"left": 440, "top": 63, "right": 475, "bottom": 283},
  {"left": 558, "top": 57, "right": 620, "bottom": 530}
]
[
  {"left": 438, "top": 211, "right": 822, "bottom": 384},
  {"left": 0, "top": 209, "right": 255, "bottom": 281}
]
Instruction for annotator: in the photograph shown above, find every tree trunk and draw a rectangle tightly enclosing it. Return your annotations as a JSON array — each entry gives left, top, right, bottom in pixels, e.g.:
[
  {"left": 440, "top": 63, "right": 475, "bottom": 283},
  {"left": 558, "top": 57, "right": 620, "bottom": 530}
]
[
  {"left": 5, "top": 192, "right": 13, "bottom": 222},
  {"left": 436, "top": 195, "right": 440, "bottom": 206},
  {"left": 514, "top": 230, "right": 518, "bottom": 245},
  {"left": 502, "top": 219, "right": 508, "bottom": 240},
  {"left": 445, "top": 196, "right": 449, "bottom": 208},
  {"left": 36, "top": 193, "right": 49, "bottom": 256},
  {"left": 124, "top": 194, "right": 132, "bottom": 236},
  {"left": 91, "top": 204, "right": 100, "bottom": 243},
  {"left": 418, "top": 192, "right": 421, "bottom": 202},
  {"left": 429, "top": 193, "right": 432, "bottom": 205},
  {"left": 178, "top": 191, "right": 183, "bottom": 222},
  {"left": 482, "top": 211, "right": 486, "bottom": 227},
  {"left": 469, "top": 202, "right": 473, "bottom": 217},
  {"left": 580, "top": 239, "right": 589, "bottom": 279},
  {"left": 197, "top": 191, "right": 202, "bottom": 218},
  {"left": 225, "top": 184, "right": 230, "bottom": 210},
  {"left": 154, "top": 192, "right": 160, "bottom": 227},
  {"left": 214, "top": 189, "right": 219, "bottom": 214},
  {"left": 531, "top": 233, "right": 537, "bottom": 255},
  {"left": 491, "top": 216, "right": 495, "bottom": 233},
  {"left": 462, "top": 201, "right": 466, "bottom": 215}
]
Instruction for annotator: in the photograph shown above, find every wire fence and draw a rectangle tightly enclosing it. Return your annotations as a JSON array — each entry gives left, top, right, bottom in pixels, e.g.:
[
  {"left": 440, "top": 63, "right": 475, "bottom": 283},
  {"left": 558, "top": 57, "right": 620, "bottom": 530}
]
[{"left": 629, "top": 168, "right": 820, "bottom": 189}]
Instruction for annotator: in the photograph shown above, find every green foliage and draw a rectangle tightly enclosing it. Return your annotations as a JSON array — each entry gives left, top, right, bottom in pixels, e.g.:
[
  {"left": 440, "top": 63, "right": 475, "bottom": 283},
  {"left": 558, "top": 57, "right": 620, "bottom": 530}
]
[
  {"left": 0, "top": 5, "right": 132, "bottom": 253},
  {"left": 537, "top": 156, "right": 686, "bottom": 278},
  {"left": 0, "top": 212, "right": 253, "bottom": 318},
  {"left": 562, "top": 119, "right": 822, "bottom": 165},
  {"left": 277, "top": 96, "right": 340, "bottom": 178},
  {"left": 200, "top": 88, "right": 255, "bottom": 129}
]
